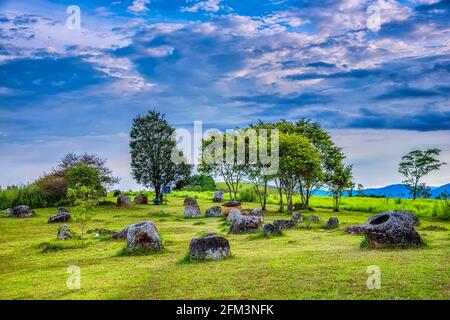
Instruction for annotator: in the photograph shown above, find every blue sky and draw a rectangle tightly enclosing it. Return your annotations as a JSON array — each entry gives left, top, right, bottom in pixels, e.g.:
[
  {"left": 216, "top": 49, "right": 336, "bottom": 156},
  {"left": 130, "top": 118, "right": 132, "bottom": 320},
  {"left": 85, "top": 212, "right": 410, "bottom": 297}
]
[{"left": 0, "top": 0, "right": 449, "bottom": 189}]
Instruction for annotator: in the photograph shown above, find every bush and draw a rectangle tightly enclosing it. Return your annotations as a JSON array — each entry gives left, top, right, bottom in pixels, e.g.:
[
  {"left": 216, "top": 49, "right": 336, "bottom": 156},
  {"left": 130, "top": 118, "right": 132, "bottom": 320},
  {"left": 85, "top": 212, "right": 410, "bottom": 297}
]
[
  {"left": 35, "top": 173, "right": 68, "bottom": 204},
  {"left": 183, "top": 175, "right": 216, "bottom": 191},
  {"left": 238, "top": 187, "right": 258, "bottom": 202},
  {"left": 0, "top": 185, "right": 47, "bottom": 210},
  {"left": 113, "top": 189, "right": 122, "bottom": 197}
]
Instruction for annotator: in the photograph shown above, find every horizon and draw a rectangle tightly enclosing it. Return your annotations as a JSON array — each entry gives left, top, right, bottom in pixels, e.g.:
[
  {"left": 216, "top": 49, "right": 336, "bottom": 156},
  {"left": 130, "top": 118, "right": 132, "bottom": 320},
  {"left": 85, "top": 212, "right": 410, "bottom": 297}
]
[{"left": 0, "top": 0, "right": 449, "bottom": 189}]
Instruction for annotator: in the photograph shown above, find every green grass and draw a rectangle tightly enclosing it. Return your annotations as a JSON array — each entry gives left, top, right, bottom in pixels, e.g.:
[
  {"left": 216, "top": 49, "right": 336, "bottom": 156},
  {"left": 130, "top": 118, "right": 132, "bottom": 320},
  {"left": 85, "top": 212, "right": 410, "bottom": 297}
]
[{"left": 0, "top": 196, "right": 449, "bottom": 300}]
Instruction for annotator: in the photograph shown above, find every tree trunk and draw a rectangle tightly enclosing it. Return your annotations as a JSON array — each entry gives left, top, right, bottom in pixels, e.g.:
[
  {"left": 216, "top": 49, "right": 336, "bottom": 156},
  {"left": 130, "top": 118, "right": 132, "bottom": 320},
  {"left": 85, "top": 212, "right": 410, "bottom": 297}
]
[{"left": 262, "top": 181, "right": 267, "bottom": 211}]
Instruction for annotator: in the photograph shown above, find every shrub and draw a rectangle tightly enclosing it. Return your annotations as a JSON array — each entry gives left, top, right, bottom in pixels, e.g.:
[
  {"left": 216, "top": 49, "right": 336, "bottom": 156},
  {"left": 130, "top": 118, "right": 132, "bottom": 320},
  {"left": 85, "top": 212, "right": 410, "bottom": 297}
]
[
  {"left": 0, "top": 185, "right": 47, "bottom": 210},
  {"left": 35, "top": 173, "right": 68, "bottom": 204},
  {"left": 182, "top": 175, "right": 216, "bottom": 191}
]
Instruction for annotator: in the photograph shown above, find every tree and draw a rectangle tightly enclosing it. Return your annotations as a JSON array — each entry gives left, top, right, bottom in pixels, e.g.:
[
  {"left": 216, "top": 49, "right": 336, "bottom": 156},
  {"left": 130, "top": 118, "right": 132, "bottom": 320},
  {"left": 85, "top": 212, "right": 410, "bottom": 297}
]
[
  {"left": 184, "top": 175, "right": 216, "bottom": 191},
  {"left": 199, "top": 129, "right": 250, "bottom": 201},
  {"left": 56, "top": 153, "right": 119, "bottom": 189},
  {"left": 253, "top": 119, "right": 334, "bottom": 208},
  {"left": 356, "top": 183, "right": 365, "bottom": 196},
  {"left": 399, "top": 148, "right": 446, "bottom": 200},
  {"left": 67, "top": 186, "right": 96, "bottom": 240},
  {"left": 66, "top": 164, "right": 103, "bottom": 200},
  {"left": 278, "top": 133, "right": 321, "bottom": 214},
  {"left": 325, "top": 147, "right": 353, "bottom": 212},
  {"left": 130, "top": 110, "right": 191, "bottom": 203}
]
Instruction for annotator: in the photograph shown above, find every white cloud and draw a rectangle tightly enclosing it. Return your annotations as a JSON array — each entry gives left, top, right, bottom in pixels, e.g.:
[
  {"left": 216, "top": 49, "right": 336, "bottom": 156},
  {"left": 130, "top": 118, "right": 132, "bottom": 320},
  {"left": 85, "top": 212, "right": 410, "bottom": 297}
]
[
  {"left": 128, "top": 0, "right": 151, "bottom": 14},
  {"left": 181, "top": 0, "right": 225, "bottom": 13}
]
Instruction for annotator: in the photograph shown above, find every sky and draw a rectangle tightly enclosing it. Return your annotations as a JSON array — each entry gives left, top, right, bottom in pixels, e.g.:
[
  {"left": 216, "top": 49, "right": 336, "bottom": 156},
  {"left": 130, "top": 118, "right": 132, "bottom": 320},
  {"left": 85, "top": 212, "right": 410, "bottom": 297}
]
[{"left": 0, "top": 0, "right": 449, "bottom": 190}]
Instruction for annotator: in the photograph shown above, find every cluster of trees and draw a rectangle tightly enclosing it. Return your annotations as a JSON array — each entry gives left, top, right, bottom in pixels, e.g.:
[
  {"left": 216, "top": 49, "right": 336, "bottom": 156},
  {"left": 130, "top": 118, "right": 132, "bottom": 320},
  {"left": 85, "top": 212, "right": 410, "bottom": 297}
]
[
  {"left": 199, "top": 120, "right": 353, "bottom": 213},
  {"left": 35, "top": 153, "right": 119, "bottom": 206}
]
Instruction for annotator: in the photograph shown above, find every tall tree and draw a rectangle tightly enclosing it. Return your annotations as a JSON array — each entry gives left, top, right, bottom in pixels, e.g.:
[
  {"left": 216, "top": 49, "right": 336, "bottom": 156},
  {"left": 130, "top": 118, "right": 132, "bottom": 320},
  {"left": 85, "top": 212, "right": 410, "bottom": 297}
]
[
  {"left": 254, "top": 119, "right": 333, "bottom": 208},
  {"left": 325, "top": 146, "right": 353, "bottom": 212},
  {"left": 199, "top": 130, "right": 249, "bottom": 201},
  {"left": 278, "top": 133, "right": 321, "bottom": 214},
  {"left": 398, "top": 148, "right": 446, "bottom": 200},
  {"left": 130, "top": 110, "right": 191, "bottom": 202}
]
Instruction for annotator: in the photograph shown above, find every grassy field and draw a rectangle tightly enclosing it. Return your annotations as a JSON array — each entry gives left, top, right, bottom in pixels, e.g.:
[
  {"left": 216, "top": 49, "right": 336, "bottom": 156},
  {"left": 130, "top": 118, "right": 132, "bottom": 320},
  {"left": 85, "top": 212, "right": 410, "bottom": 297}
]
[{"left": 0, "top": 196, "right": 449, "bottom": 300}]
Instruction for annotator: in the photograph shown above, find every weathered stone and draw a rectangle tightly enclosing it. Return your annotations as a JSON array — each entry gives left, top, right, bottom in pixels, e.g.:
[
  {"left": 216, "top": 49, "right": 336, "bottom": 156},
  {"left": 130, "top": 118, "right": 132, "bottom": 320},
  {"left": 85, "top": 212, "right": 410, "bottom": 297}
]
[
  {"left": 307, "top": 215, "right": 321, "bottom": 222},
  {"left": 184, "top": 204, "right": 202, "bottom": 218},
  {"left": 226, "top": 208, "right": 242, "bottom": 221},
  {"left": 363, "top": 211, "right": 422, "bottom": 248},
  {"left": 189, "top": 232, "right": 231, "bottom": 260},
  {"left": 213, "top": 190, "right": 225, "bottom": 203},
  {"left": 117, "top": 195, "right": 132, "bottom": 207},
  {"left": 4, "top": 208, "right": 13, "bottom": 215},
  {"left": 326, "top": 217, "right": 339, "bottom": 229},
  {"left": 273, "top": 219, "right": 296, "bottom": 229},
  {"left": 344, "top": 225, "right": 366, "bottom": 235},
  {"left": 183, "top": 197, "right": 198, "bottom": 206},
  {"left": 374, "top": 210, "right": 419, "bottom": 227},
  {"left": 222, "top": 201, "right": 242, "bottom": 216},
  {"left": 134, "top": 195, "right": 148, "bottom": 205},
  {"left": 293, "top": 202, "right": 310, "bottom": 211},
  {"left": 263, "top": 223, "right": 282, "bottom": 237},
  {"left": 112, "top": 227, "right": 129, "bottom": 240},
  {"left": 205, "top": 206, "right": 222, "bottom": 217},
  {"left": 57, "top": 224, "right": 72, "bottom": 240},
  {"left": 249, "top": 208, "right": 264, "bottom": 217},
  {"left": 292, "top": 213, "right": 303, "bottom": 223},
  {"left": 12, "top": 205, "right": 35, "bottom": 218},
  {"left": 230, "top": 215, "right": 262, "bottom": 234},
  {"left": 126, "top": 221, "right": 163, "bottom": 252},
  {"left": 48, "top": 207, "right": 71, "bottom": 223}
]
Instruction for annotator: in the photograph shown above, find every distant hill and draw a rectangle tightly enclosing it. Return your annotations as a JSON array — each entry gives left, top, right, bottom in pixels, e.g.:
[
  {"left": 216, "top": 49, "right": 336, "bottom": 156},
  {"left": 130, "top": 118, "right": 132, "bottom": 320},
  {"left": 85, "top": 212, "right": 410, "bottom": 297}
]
[{"left": 311, "top": 183, "right": 450, "bottom": 199}]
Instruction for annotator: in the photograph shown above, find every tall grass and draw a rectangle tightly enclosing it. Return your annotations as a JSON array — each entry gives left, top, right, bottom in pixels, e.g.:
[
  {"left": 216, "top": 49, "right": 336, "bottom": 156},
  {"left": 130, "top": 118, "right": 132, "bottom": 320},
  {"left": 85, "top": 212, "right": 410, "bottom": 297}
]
[{"left": 0, "top": 185, "right": 48, "bottom": 210}]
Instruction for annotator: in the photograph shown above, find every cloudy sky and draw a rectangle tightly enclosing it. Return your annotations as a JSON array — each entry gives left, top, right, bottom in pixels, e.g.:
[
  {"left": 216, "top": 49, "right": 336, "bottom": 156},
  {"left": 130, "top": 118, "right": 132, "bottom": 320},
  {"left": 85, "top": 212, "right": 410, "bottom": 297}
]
[{"left": 0, "top": 0, "right": 449, "bottom": 189}]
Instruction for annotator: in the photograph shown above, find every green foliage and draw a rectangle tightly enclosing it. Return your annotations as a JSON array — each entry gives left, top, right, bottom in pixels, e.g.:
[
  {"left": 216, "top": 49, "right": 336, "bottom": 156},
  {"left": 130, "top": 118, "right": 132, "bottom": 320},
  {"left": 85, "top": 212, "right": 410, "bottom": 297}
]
[
  {"left": 56, "top": 152, "right": 119, "bottom": 189},
  {"left": 67, "top": 164, "right": 103, "bottom": 195},
  {"left": 237, "top": 187, "right": 258, "bottom": 202},
  {"left": 34, "top": 173, "right": 68, "bottom": 204},
  {"left": 130, "top": 110, "right": 191, "bottom": 201},
  {"left": 67, "top": 186, "right": 97, "bottom": 239},
  {"left": 399, "top": 148, "right": 446, "bottom": 200},
  {"left": 0, "top": 185, "right": 47, "bottom": 210},
  {"left": 183, "top": 175, "right": 216, "bottom": 191}
]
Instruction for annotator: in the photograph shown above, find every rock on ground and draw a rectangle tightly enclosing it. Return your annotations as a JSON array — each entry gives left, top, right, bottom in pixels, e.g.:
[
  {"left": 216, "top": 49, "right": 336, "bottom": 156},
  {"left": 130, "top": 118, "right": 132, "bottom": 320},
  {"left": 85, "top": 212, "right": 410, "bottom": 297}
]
[
  {"left": 126, "top": 221, "right": 164, "bottom": 252},
  {"left": 230, "top": 215, "right": 262, "bottom": 234},
  {"left": 326, "top": 217, "right": 339, "bottom": 229},
  {"left": 12, "top": 205, "right": 35, "bottom": 218},
  {"left": 4, "top": 208, "right": 13, "bottom": 215},
  {"left": 184, "top": 197, "right": 198, "bottom": 206},
  {"left": 263, "top": 223, "right": 282, "bottom": 237},
  {"left": 292, "top": 213, "right": 303, "bottom": 223},
  {"left": 112, "top": 227, "right": 129, "bottom": 240},
  {"left": 364, "top": 211, "right": 422, "bottom": 248},
  {"left": 249, "top": 208, "right": 264, "bottom": 217},
  {"left": 307, "top": 215, "right": 321, "bottom": 222},
  {"left": 134, "top": 195, "right": 148, "bottom": 205},
  {"left": 117, "top": 195, "right": 132, "bottom": 207},
  {"left": 213, "top": 191, "right": 225, "bottom": 203},
  {"left": 189, "top": 232, "right": 231, "bottom": 260},
  {"left": 273, "top": 219, "right": 296, "bottom": 229},
  {"left": 205, "top": 206, "right": 222, "bottom": 217},
  {"left": 57, "top": 224, "right": 72, "bottom": 240},
  {"left": 184, "top": 204, "right": 202, "bottom": 218},
  {"left": 48, "top": 207, "right": 71, "bottom": 223},
  {"left": 222, "top": 201, "right": 242, "bottom": 216},
  {"left": 344, "top": 225, "right": 366, "bottom": 235},
  {"left": 226, "top": 209, "right": 242, "bottom": 222}
]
